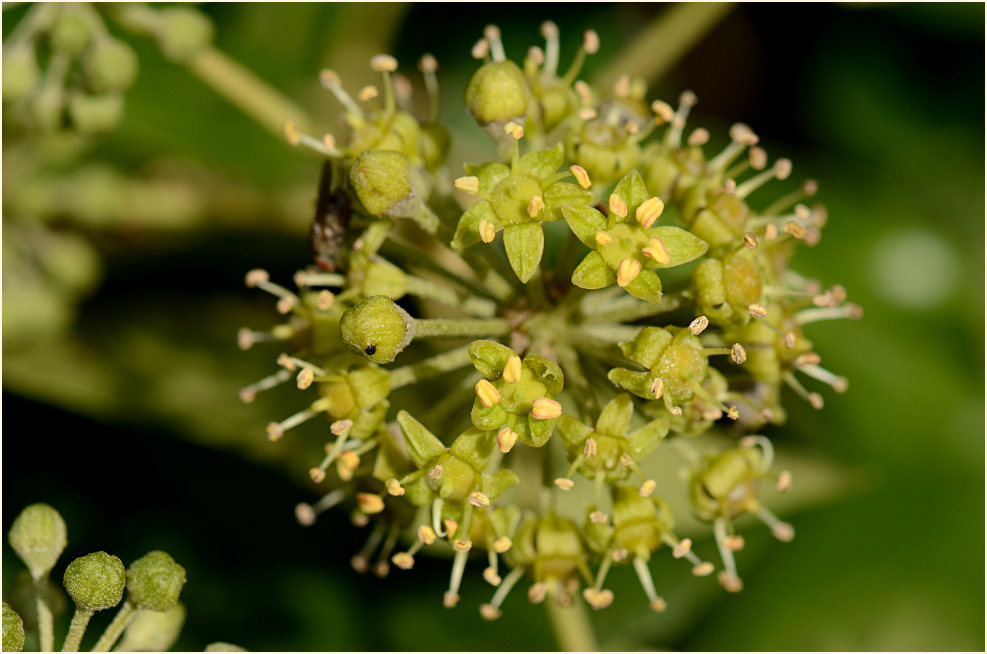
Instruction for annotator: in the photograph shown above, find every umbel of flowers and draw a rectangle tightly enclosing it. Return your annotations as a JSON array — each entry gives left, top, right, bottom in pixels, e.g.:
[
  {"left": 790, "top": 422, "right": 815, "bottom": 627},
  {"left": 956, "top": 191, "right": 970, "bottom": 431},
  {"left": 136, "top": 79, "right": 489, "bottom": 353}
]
[{"left": 239, "top": 22, "right": 859, "bottom": 619}]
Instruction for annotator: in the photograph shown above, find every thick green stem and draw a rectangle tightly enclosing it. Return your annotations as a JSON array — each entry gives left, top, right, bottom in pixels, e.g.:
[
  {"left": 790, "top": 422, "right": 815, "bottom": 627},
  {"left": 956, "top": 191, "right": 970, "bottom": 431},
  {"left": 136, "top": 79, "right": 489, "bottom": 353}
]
[
  {"left": 91, "top": 601, "right": 135, "bottom": 652},
  {"left": 61, "top": 608, "right": 93, "bottom": 652},
  {"left": 545, "top": 597, "right": 598, "bottom": 652},
  {"left": 389, "top": 345, "right": 472, "bottom": 389},
  {"left": 35, "top": 580, "right": 54, "bottom": 652},
  {"left": 413, "top": 317, "right": 511, "bottom": 339}
]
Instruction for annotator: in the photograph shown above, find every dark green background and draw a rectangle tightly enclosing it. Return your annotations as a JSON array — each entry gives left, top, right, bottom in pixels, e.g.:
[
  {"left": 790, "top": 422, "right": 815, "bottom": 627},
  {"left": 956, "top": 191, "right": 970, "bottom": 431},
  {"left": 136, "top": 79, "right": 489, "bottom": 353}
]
[{"left": 3, "top": 3, "right": 984, "bottom": 651}]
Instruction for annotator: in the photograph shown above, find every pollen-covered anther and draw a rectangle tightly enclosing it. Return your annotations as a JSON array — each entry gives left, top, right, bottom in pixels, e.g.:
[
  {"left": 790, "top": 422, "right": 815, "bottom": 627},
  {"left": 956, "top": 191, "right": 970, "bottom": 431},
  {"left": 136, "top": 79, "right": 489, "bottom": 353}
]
[
  {"left": 527, "top": 45, "right": 544, "bottom": 66},
  {"left": 749, "top": 146, "right": 768, "bottom": 170},
  {"left": 453, "top": 539, "right": 473, "bottom": 552},
  {"left": 237, "top": 328, "right": 257, "bottom": 350},
  {"left": 650, "top": 598, "right": 667, "bottom": 612},
  {"left": 308, "top": 467, "right": 326, "bottom": 483},
  {"left": 727, "top": 406, "right": 739, "bottom": 420},
  {"left": 614, "top": 74, "right": 631, "bottom": 98},
  {"left": 673, "top": 538, "right": 692, "bottom": 558},
  {"left": 385, "top": 478, "right": 405, "bottom": 497},
  {"left": 729, "top": 122, "right": 759, "bottom": 146},
  {"left": 479, "top": 603, "right": 502, "bottom": 621},
  {"left": 471, "top": 38, "right": 489, "bottom": 59},
  {"left": 296, "top": 368, "right": 315, "bottom": 390},
  {"left": 245, "top": 268, "right": 270, "bottom": 288},
  {"left": 493, "top": 537, "right": 512, "bottom": 554},
  {"left": 418, "top": 53, "right": 438, "bottom": 74},
  {"left": 595, "top": 231, "right": 613, "bottom": 246},
  {"left": 476, "top": 379, "right": 502, "bottom": 407},
  {"left": 531, "top": 397, "right": 562, "bottom": 420},
  {"left": 554, "top": 477, "right": 574, "bottom": 491},
  {"left": 639, "top": 479, "right": 657, "bottom": 497},
  {"left": 444, "top": 519, "right": 458, "bottom": 536},
  {"left": 331, "top": 419, "right": 354, "bottom": 436},
  {"left": 624, "top": 120, "right": 640, "bottom": 135},
  {"left": 570, "top": 165, "right": 592, "bottom": 189},
  {"left": 428, "top": 464, "right": 443, "bottom": 480},
  {"left": 468, "top": 491, "right": 491, "bottom": 507},
  {"left": 483, "top": 567, "right": 502, "bottom": 586},
  {"left": 454, "top": 175, "right": 480, "bottom": 194},
  {"left": 266, "top": 422, "right": 284, "bottom": 442},
  {"left": 583, "top": 437, "right": 598, "bottom": 458},
  {"left": 609, "top": 193, "right": 628, "bottom": 218},
  {"left": 612, "top": 548, "right": 629, "bottom": 562},
  {"left": 688, "top": 128, "right": 710, "bottom": 147},
  {"left": 725, "top": 535, "right": 745, "bottom": 551},
  {"left": 418, "top": 525, "right": 437, "bottom": 545},
  {"left": 728, "top": 343, "right": 747, "bottom": 365},
  {"left": 783, "top": 221, "right": 806, "bottom": 241},
  {"left": 391, "top": 552, "right": 414, "bottom": 570},
  {"left": 617, "top": 258, "right": 642, "bottom": 287},
  {"left": 774, "top": 158, "right": 793, "bottom": 180},
  {"left": 502, "top": 355, "right": 522, "bottom": 384},
  {"left": 589, "top": 511, "right": 607, "bottom": 524},
  {"left": 783, "top": 331, "right": 797, "bottom": 349},
  {"left": 317, "top": 290, "right": 335, "bottom": 310},
  {"left": 295, "top": 503, "right": 317, "bottom": 526},
  {"left": 583, "top": 588, "right": 614, "bottom": 609},
  {"left": 578, "top": 107, "right": 597, "bottom": 121},
  {"left": 497, "top": 427, "right": 518, "bottom": 453},
  {"left": 276, "top": 295, "right": 296, "bottom": 314},
  {"left": 748, "top": 303, "right": 768, "bottom": 320},
  {"left": 339, "top": 450, "right": 360, "bottom": 473},
  {"left": 357, "top": 85, "right": 378, "bottom": 102},
  {"left": 689, "top": 315, "right": 709, "bottom": 335},
  {"left": 651, "top": 100, "right": 674, "bottom": 123},
  {"left": 283, "top": 121, "right": 301, "bottom": 145},
  {"left": 356, "top": 493, "right": 385, "bottom": 515},
  {"left": 642, "top": 237, "right": 671, "bottom": 264},
  {"left": 370, "top": 54, "right": 398, "bottom": 73},
  {"left": 649, "top": 377, "right": 664, "bottom": 399},
  {"left": 527, "top": 194, "right": 545, "bottom": 218},
  {"left": 528, "top": 582, "right": 548, "bottom": 604},
  {"left": 276, "top": 353, "right": 296, "bottom": 371},
  {"left": 574, "top": 81, "right": 592, "bottom": 106},
  {"left": 636, "top": 196, "right": 665, "bottom": 229},
  {"left": 504, "top": 121, "right": 524, "bottom": 140},
  {"left": 583, "top": 29, "right": 600, "bottom": 54},
  {"left": 742, "top": 232, "right": 759, "bottom": 249},
  {"left": 718, "top": 571, "right": 744, "bottom": 593},
  {"left": 772, "top": 522, "right": 796, "bottom": 542},
  {"left": 764, "top": 223, "right": 779, "bottom": 240},
  {"left": 478, "top": 219, "right": 496, "bottom": 244},
  {"left": 443, "top": 591, "right": 460, "bottom": 608},
  {"left": 692, "top": 562, "right": 715, "bottom": 576},
  {"left": 777, "top": 470, "right": 792, "bottom": 493},
  {"left": 619, "top": 453, "right": 634, "bottom": 466}
]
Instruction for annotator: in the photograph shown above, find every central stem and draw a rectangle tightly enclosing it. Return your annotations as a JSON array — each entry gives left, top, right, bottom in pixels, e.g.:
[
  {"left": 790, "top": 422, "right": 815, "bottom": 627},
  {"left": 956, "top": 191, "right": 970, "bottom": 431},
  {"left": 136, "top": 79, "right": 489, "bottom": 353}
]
[{"left": 545, "top": 597, "right": 599, "bottom": 652}]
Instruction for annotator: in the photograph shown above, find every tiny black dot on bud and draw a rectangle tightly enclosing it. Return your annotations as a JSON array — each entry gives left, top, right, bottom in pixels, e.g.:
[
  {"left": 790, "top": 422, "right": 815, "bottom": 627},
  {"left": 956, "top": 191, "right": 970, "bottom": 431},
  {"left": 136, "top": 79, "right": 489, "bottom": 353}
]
[{"left": 365, "top": 344, "right": 377, "bottom": 356}]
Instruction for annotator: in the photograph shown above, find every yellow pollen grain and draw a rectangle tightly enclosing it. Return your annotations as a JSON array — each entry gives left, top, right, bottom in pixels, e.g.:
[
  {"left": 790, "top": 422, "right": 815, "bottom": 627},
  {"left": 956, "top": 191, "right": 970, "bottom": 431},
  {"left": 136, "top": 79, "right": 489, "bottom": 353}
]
[
  {"left": 594, "top": 231, "right": 612, "bottom": 246},
  {"left": 339, "top": 450, "right": 360, "bottom": 470},
  {"left": 688, "top": 127, "right": 710, "bottom": 146},
  {"left": 692, "top": 562, "right": 714, "bottom": 576},
  {"left": 531, "top": 397, "right": 562, "bottom": 420},
  {"left": 609, "top": 193, "right": 628, "bottom": 218},
  {"left": 570, "top": 164, "right": 592, "bottom": 189},
  {"left": 245, "top": 268, "right": 270, "bottom": 287},
  {"left": 443, "top": 591, "right": 460, "bottom": 608},
  {"left": 689, "top": 315, "right": 709, "bottom": 335},
  {"left": 502, "top": 355, "right": 522, "bottom": 383},
  {"left": 636, "top": 196, "right": 664, "bottom": 228},
  {"left": 725, "top": 535, "right": 745, "bottom": 551},
  {"left": 583, "top": 29, "right": 600, "bottom": 54},
  {"left": 479, "top": 604, "right": 502, "bottom": 621},
  {"left": 583, "top": 588, "right": 614, "bottom": 609},
  {"left": 616, "top": 258, "right": 642, "bottom": 287},
  {"left": 276, "top": 295, "right": 296, "bottom": 314},
  {"left": 504, "top": 121, "right": 524, "bottom": 140},
  {"left": 651, "top": 100, "right": 674, "bottom": 123},
  {"left": 527, "top": 194, "right": 545, "bottom": 218},
  {"left": 266, "top": 422, "right": 283, "bottom": 441},
  {"left": 478, "top": 219, "right": 496, "bottom": 244},
  {"left": 777, "top": 470, "right": 792, "bottom": 493},
  {"left": 454, "top": 175, "right": 480, "bottom": 194},
  {"left": 475, "top": 379, "right": 501, "bottom": 407},
  {"left": 727, "top": 406, "right": 739, "bottom": 420},
  {"left": 471, "top": 38, "right": 489, "bottom": 59},
  {"left": 784, "top": 221, "right": 806, "bottom": 239},
  {"left": 331, "top": 419, "right": 354, "bottom": 436},
  {"left": 749, "top": 146, "right": 768, "bottom": 170},
  {"left": 650, "top": 598, "right": 667, "bottom": 612},
  {"left": 493, "top": 536, "right": 513, "bottom": 553},
  {"left": 764, "top": 223, "right": 779, "bottom": 240}
]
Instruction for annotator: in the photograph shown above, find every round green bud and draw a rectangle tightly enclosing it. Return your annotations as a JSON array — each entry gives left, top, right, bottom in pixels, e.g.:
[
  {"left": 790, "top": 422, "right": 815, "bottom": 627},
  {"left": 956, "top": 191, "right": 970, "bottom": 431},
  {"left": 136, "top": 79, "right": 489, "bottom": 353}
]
[
  {"left": 63, "top": 551, "right": 126, "bottom": 612},
  {"left": 83, "top": 39, "right": 138, "bottom": 93},
  {"left": 49, "top": 12, "right": 92, "bottom": 56},
  {"left": 348, "top": 150, "right": 412, "bottom": 217},
  {"left": 2, "top": 50, "right": 39, "bottom": 105},
  {"left": 156, "top": 8, "right": 215, "bottom": 62},
  {"left": 464, "top": 60, "right": 528, "bottom": 124},
  {"left": 68, "top": 92, "right": 124, "bottom": 134},
  {"left": 2, "top": 603, "right": 25, "bottom": 653},
  {"left": 126, "top": 551, "right": 186, "bottom": 611},
  {"left": 8, "top": 503, "right": 67, "bottom": 582},
  {"left": 339, "top": 295, "right": 413, "bottom": 364}
]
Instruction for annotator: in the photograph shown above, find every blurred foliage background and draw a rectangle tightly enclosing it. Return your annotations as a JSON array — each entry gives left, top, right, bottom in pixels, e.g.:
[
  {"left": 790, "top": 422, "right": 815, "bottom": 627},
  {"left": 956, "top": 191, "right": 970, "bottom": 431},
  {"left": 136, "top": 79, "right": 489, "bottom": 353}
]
[{"left": 3, "top": 2, "right": 983, "bottom": 651}]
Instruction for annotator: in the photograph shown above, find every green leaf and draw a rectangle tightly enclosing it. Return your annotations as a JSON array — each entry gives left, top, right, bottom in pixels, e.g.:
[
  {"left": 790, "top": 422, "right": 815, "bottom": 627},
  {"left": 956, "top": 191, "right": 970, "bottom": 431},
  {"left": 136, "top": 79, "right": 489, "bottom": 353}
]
[
  {"left": 557, "top": 414, "right": 593, "bottom": 451},
  {"left": 523, "top": 356, "right": 564, "bottom": 395},
  {"left": 543, "top": 181, "right": 594, "bottom": 222},
  {"left": 562, "top": 204, "right": 607, "bottom": 248},
  {"left": 595, "top": 393, "right": 633, "bottom": 437},
  {"left": 607, "top": 367, "right": 654, "bottom": 399},
  {"left": 525, "top": 414, "right": 556, "bottom": 447},
  {"left": 451, "top": 200, "right": 498, "bottom": 250},
  {"left": 503, "top": 222, "right": 544, "bottom": 283},
  {"left": 627, "top": 417, "right": 669, "bottom": 459},
  {"left": 624, "top": 269, "right": 663, "bottom": 304},
  {"left": 468, "top": 339, "right": 515, "bottom": 378},
  {"left": 519, "top": 143, "right": 564, "bottom": 180},
  {"left": 572, "top": 251, "right": 616, "bottom": 289},
  {"left": 396, "top": 410, "right": 446, "bottom": 467},
  {"left": 649, "top": 226, "right": 709, "bottom": 267},
  {"left": 471, "top": 398, "right": 509, "bottom": 431},
  {"left": 465, "top": 161, "right": 511, "bottom": 195},
  {"left": 449, "top": 427, "right": 497, "bottom": 472},
  {"left": 611, "top": 170, "right": 649, "bottom": 221}
]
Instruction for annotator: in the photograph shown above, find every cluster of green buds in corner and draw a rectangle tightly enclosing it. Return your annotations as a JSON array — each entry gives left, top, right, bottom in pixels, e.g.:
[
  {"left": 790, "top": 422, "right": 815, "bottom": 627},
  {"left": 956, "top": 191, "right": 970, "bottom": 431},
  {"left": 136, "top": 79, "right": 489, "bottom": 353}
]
[
  {"left": 2, "top": 504, "right": 240, "bottom": 652},
  {"left": 239, "top": 22, "right": 861, "bottom": 618}
]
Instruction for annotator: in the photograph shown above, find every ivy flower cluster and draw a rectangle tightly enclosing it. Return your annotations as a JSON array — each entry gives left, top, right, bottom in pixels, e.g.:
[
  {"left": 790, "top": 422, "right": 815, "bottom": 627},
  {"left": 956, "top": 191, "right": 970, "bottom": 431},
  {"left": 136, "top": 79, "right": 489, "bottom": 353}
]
[{"left": 239, "top": 23, "right": 859, "bottom": 619}]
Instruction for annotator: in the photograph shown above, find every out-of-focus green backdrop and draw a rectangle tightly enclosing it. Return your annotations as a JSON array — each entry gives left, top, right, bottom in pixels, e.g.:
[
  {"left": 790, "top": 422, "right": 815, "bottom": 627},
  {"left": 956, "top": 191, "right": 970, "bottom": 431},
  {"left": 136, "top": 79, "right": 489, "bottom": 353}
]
[{"left": 3, "top": 3, "right": 983, "bottom": 651}]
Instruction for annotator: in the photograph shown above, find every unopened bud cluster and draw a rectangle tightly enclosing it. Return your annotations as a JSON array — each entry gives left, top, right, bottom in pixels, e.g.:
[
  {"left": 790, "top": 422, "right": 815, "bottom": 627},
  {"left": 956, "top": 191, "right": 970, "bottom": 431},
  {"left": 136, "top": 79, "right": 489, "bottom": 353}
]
[{"left": 242, "top": 22, "right": 859, "bottom": 619}]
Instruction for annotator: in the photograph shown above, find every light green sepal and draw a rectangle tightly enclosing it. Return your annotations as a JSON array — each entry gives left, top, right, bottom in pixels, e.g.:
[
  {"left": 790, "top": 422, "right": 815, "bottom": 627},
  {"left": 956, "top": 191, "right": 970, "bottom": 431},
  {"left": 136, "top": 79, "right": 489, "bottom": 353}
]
[
  {"left": 572, "top": 251, "right": 616, "bottom": 289},
  {"left": 503, "top": 222, "right": 544, "bottom": 283},
  {"left": 396, "top": 410, "right": 446, "bottom": 467}
]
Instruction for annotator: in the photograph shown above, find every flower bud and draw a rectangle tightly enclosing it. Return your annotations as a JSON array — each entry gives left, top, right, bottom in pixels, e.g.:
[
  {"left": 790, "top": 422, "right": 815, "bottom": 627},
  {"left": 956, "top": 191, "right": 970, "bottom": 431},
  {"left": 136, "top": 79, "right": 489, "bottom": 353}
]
[
  {"left": 49, "top": 12, "right": 92, "bottom": 56},
  {"left": 126, "top": 551, "right": 186, "bottom": 611},
  {"left": 114, "top": 604, "right": 186, "bottom": 652},
  {"left": 156, "top": 8, "right": 215, "bottom": 62},
  {"left": 63, "top": 551, "right": 126, "bottom": 612},
  {"left": 348, "top": 150, "right": 412, "bottom": 217},
  {"left": 68, "top": 92, "right": 124, "bottom": 134},
  {"left": 464, "top": 60, "right": 528, "bottom": 125},
  {"left": 2, "top": 603, "right": 25, "bottom": 653},
  {"left": 8, "top": 503, "right": 67, "bottom": 582},
  {"left": 2, "top": 50, "right": 39, "bottom": 105},
  {"left": 340, "top": 295, "right": 414, "bottom": 364},
  {"left": 83, "top": 39, "right": 138, "bottom": 93}
]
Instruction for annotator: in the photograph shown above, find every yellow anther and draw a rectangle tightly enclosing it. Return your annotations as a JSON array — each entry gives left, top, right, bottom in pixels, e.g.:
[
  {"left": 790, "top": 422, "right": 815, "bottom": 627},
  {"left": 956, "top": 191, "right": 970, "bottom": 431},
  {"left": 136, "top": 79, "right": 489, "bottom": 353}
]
[
  {"left": 796, "top": 352, "right": 822, "bottom": 366},
  {"left": 357, "top": 85, "right": 378, "bottom": 102},
  {"left": 266, "top": 422, "right": 283, "bottom": 442},
  {"left": 611, "top": 548, "right": 629, "bottom": 562},
  {"left": 589, "top": 511, "right": 607, "bottom": 524},
  {"left": 742, "top": 232, "right": 759, "bottom": 249},
  {"left": 468, "top": 491, "right": 491, "bottom": 507},
  {"left": 649, "top": 377, "right": 664, "bottom": 400},
  {"left": 454, "top": 175, "right": 480, "bottom": 194},
  {"left": 689, "top": 315, "right": 709, "bottom": 335},
  {"left": 774, "top": 158, "right": 793, "bottom": 180},
  {"left": 642, "top": 236, "right": 671, "bottom": 264},
  {"left": 497, "top": 427, "right": 518, "bottom": 453},
  {"left": 479, "top": 604, "right": 502, "bottom": 621},
  {"left": 672, "top": 538, "right": 692, "bottom": 558},
  {"left": 619, "top": 453, "right": 633, "bottom": 466},
  {"left": 727, "top": 406, "right": 739, "bottom": 420},
  {"left": 574, "top": 80, "right": 592, "bottom": 106},
  {"left": 649, "top": 598, "right": 667, "bottom": 612},
  {"left": 527, "top": 45, "right": 544, "bottom": 65},
  {"left": 692, "top": 562, "right": 714, "bottom": 576},
  {"left": 471, "top": 38, "right": 489, "bottom": 59},
  {"left": 784, "top": 221, "right": 806, "bottom": 239},
  {"left": 370, "top": 54, "right": 398, "bottom": 72},
  {"left": 237, "top": 328, "right": 256, "bottom": 351},
  {"left": 624, "top": 120, "right": 639, "bottom": 135},
  {"left": 391, "top": 552, "right": 415, "bottom": 570},
  {"left": 339, "top": 450, "right": 360, "bottom": 471},
  {"left": 504, "top": 121, "right": 524, "bottom": 140},
  {"left": 651, "top": 100, "right": 674, "bottom": 123},
  {"left": 570, "top": 164, "right": 592, "bottom": 189},
  {"left": 773, "top": 523, "right": 795, "bottom": 542},
  {"left": 428, "top": 464, "right": 443, "bottom": 480},
  {"left": 453, "top": 539, "right": 473, "bottom": 552},
  {"left": 635, "top": 196, "right": 664, "bottom": 228},
  {"left": 319, "top": 69, "right": 341, "bottom": 88},
  {"left": 608, "top": 193, "right": 628, "bottom": 218},
  {"left": 578, "top": 107, "right": 597, "bottom": 121},
  {"left": 688, "top": 127, "right": 710, "bottom": 146},
  {"left": 331, "top": 419, "right": 354, "bottom": 436},
  {"left": 295, "top": 503, "right": 316, "bottom": 527},
  {"left": 502, "top": 355, "right": 522, "bottom": 383},
  {"left": 764, "top": 223, "right": 779, "bottom": 240},
  {"left": 296, "top": 368, "right": 315, "bottom": 390},
  {"left": 317, "top": 290, "right": 335, "bottom": 310},
  {"left": 478, "top": 219, "right": 496, "bottom": 244},
  {"left": 276, "top": 295, "right": 296, "bottom": 314},
  {"left": 356, "top": 493, "right": 384, "bottom": 515},
  {"left": 283, "top": 121, "right": 300, "bottom": 145},
  {"left": 748, "top": 303, "right": 768, "bottom": 319},
  {"left": 719, "top": 571, "right": 744, "bottom": 593},
  {"left": 583, "top": 437, "right": 597, "bottom": 458},
  {"left": 443, "top": 591, "right": 460, "bottom": 608},
  {"left": 594, "top": 231, "right": 612, "bottom": 246},
  {"left": 531, "top": 397, "right": 562, "bottom": 420},
  {"left": 749, "top": 146, "right": 768, "bottom": 170},
  {"left": 528, "top": 582, "right": 548, "bottom": 604},
  {"left": 583, "top": 29, "right": 600, "bottom": 54},
  {"left": 245, "top": 268, "right": 270, "bottom": 287},
  {"left": 784, "top": 331, "right": 797, "bottom": 349},
  {"left": 777, "top": 470, "right": 792, "bottom": 493},
  {"left": 526, "top": 194, "right": 545, "bottom": 218},
  {"left": 493, "top": 537, "right": 513, "bottom": 553},
  {"left": 725, "top": 535, "right": 745, "bottom": 551},
  {"left": 418, "top": 53, "right": 438, "bottom": 73},
  {"left": 475, "top": 379, "right": 501, "bottom": 407},
  {"left": 583, "top": 588, "right": 614, "bottom": 609},
  {"left": 639, "top": 479, "right": 657, "bottom": 497},
  {"left": 554, "top": 477, "right": 574, "bottom": 491},
  {"left": 483, "top": 567, "right": 502, "bottom": 586},
  {"left": 308, "top": 468, "right": 325, "bottom": 484},
  {"left": 443, "top": 519, "right": 458, "bottom": 536},
  {"left": 385, "top": 478, "right": 405, "bottom": 496},
  {"left": 616, "top": 258, "right": 642, "bottom": 287},
  {"left": 418, "top": 525, "right": 437, "bottom": 545},
  {"left": 614, "top": 74, "right": 630, "bottom": 98},
  {"left": 729, "top": 122, "right": 759, "bottom": 146}
]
